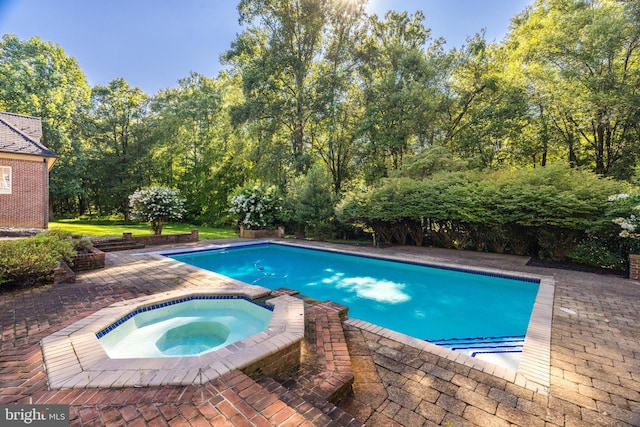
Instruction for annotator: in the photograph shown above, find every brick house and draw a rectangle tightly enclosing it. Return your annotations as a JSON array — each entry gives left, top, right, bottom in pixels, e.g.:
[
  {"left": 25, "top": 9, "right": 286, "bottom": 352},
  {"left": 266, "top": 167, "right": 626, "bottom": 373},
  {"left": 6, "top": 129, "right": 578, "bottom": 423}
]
[{"left": 0, "top": 112, "right": 58, "bottom": 229}]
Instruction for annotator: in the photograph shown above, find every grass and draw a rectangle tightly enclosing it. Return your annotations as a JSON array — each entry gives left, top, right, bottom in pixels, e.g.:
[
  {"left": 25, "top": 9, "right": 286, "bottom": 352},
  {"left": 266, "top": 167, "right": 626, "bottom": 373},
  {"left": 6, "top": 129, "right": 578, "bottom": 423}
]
[{"left": 50, "top": 219, "right": 236, "bottom": 240}]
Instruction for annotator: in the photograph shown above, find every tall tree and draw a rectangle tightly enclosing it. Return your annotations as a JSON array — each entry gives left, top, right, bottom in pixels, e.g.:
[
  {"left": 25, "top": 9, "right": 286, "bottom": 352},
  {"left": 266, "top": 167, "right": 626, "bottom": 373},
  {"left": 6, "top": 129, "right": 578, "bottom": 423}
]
[
  {"left": 438, "top": 34, "right": 529, "bottom": 168},
  {"left": 0, "top": 34, "right": 91, "bottom": 213},
  {"left": 508, "top": 0, "right": 640, "bottom": 178},
  {"left": 225, "top": 0, "right": 330, "bottom": 180},
  {"left": 149, "top": 72, "right": 245, "bottom": 223},
  {"left": 84, "top": 78, "right": 149, "bottom": 219},
  {"left": 311, "top": 0, "right": 367, "bottom": 194},
  {"left": 357, "top": 11, "right": 445, "bottom": 180}
]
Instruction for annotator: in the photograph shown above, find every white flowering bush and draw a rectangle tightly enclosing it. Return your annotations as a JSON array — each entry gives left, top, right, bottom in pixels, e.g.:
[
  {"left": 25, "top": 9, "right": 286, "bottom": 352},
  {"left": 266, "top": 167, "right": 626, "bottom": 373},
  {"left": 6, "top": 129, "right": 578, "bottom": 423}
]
[
  {"left": 609, "top": 193, "right": 640, "bottom": 238},
  {"left": 229, "top": 183, "right": 283, "bottom": 229},
  {"left": 129, "top": 186, "right": 186, "bottom": 235}
]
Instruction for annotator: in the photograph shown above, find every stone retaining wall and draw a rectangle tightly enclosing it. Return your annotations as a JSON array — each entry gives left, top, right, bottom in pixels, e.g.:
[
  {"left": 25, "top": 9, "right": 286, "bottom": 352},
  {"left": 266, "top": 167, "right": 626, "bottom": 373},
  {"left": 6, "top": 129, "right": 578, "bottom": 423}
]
[
  {"left": 239, "top": 226, "right": 284, "bottom": 239},
  {"left": 630, "top": 254, "right": 640, "bottom": 280},
  {"left": 54, "top": 260, "right": 76, "bottom": 283},
  {"left": 70, "top": 245, "right": 105, "bottom": 271},
  {"left": 123, "top": 229, "right": 199, "bottom": 245},
  {"left": 241, "top": 341, "right": 301, "bottom": 381}
]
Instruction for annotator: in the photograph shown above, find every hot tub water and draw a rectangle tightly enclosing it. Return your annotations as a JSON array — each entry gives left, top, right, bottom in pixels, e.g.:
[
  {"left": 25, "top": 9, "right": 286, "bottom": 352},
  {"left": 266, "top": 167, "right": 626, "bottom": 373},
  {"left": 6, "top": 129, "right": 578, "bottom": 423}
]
[{"left": 98, "top": 297, "right": 273, "bottom": 358}]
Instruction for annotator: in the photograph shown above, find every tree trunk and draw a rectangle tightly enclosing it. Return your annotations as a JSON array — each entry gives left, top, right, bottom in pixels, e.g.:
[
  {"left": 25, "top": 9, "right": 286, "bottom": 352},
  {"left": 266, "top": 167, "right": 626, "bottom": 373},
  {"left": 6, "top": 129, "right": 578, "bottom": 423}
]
[
  {"left": 594, "top": 115, "right": 606, "bottom": 174},
  {"left": 567, "top": 133, "right": 577, "bottom": 167}
]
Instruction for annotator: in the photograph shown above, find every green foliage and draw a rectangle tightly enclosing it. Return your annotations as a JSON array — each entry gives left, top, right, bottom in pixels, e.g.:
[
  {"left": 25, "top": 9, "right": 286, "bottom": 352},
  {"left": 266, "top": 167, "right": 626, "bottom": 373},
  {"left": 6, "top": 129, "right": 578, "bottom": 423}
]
[
  {"left": 395, "top": 146, "right": 470, "bottom": 179},
  {"left": 85, "top": 78, "right": 150, "bottom": 218},
  {"left": 284, "top": 164, "right": 336, "bottom": 240},
  {"left": 567, "top": 236, "right": 629, "bottom": 272},
  {"left": 148, "top": 73, "right": 242, "bottom": 224},
  {"left": 338, "top": 164, "right": 627, "bottom": 261},
  {"left": 228, "top": 183, "right": 283, "bottom": 229},
  {"left": 129, "top": 186, "right": 186, "bottom": 235},
  {"left": 507, "top": 0, "right": 640, "bottom": 177},
  {"left": 439, "top": 33, "right": 529, "bottom": 168},
  {"left": 5, "top": 0, "right": 640, "bottom": 266},
  {"left": 0, "top": 231, "right": 76, "bottom": 289},
  {"left": 487, "top": 165, "right": 621, "bottom": 231},
  {"left": 358, "top": 11, "right": 444, "bottom": 175},
  {"left": 227, "top": 0, "right": 332, "bottom": 177},
  {"left": 0, "top": 34, "right": 91, "bottom": 214}
]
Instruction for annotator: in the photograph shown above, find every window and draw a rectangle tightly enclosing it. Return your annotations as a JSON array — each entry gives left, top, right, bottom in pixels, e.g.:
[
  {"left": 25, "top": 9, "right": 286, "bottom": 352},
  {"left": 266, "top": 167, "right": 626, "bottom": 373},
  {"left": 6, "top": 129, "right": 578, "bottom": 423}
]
[{"left": 0, "top": 166, "right": 11, "bottom": 194}]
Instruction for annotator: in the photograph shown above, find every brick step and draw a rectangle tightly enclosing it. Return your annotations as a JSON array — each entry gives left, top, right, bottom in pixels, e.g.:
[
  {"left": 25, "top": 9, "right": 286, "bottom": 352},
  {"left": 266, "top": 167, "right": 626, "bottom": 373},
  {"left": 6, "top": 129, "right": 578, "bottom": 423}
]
[
  {"left": 294, "top": 302, "right": 355, "bottom": 403},
  {"left": 97, "top": 244, "right": 146, "bottom": 252},
  {"left": 264, "top": 295, "right": 356, "bottom": 400},
  {"left": 90, "top": 238, "right": 145, "bottom": 252},
  {"left": 244, "top": 292, "right": 360, "bottom": 425},
  {"left": 255, "top": 376, "right": 362, "bottom": 426}
]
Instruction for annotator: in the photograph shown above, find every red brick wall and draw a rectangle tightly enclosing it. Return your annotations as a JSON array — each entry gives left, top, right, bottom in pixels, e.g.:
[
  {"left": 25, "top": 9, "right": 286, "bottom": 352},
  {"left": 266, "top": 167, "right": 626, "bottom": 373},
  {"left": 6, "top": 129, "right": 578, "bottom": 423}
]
[
  {"left": 123, "top": 229, "right": 199, "bottom": 245},
  {"left": 630, "top": 254, "right": 640, "bottom": 280},
  {"left": 0, "top": 157, "right": 48, "bottom": 228},
  {"left": 70, "top": 245, "right": 105, "bottom": 271}
]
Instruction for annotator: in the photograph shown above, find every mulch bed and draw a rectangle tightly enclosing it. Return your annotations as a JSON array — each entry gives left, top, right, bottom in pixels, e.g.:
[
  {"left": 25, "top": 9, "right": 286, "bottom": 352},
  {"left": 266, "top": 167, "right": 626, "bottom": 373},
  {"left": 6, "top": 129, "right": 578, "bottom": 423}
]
[{"left": 526, "top": 257, "right": 627, "bottom": 277}]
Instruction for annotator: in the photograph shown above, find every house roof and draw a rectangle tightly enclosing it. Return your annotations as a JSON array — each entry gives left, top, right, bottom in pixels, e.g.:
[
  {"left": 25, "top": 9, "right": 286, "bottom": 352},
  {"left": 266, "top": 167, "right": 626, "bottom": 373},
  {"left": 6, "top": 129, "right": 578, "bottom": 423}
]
[{"left": 0, "top": 112, "right": 58, "bottom": 158}]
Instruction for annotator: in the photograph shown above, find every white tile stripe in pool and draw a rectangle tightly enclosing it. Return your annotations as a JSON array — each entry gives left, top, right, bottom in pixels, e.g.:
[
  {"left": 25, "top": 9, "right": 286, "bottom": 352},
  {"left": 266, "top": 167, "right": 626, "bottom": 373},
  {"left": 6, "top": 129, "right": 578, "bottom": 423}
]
[{"left": 40, "top": 285, "right": 304, "bottom": 389}]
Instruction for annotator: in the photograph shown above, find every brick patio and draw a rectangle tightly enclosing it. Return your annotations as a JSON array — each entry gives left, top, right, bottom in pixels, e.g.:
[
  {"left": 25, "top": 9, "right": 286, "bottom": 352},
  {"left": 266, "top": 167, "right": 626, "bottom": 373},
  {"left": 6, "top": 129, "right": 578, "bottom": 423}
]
[{"left": 1, "top": 239, "right": 639, "bottom": 426}]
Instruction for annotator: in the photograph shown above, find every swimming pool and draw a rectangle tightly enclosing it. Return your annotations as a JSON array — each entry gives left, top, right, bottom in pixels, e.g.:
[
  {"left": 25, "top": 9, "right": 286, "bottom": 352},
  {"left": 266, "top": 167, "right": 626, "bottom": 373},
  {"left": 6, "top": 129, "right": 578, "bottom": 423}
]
[{"left": 167, "top": 242, "right": 539, "bottom": 347}]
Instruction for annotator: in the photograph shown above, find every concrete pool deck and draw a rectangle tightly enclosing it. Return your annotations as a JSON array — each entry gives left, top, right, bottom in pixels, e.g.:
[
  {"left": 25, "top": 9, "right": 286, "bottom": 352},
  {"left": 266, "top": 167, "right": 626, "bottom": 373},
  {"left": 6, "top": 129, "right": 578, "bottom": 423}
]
[{"left": 1, "top": 238, "right": 639, "bottom": 426}]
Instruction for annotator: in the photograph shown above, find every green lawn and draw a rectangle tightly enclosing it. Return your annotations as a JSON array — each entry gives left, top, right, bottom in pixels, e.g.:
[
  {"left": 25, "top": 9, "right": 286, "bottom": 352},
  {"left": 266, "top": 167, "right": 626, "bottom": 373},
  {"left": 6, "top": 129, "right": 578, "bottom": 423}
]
[{"left": 50, "top": 219, "right": 236, "bottom": 240}]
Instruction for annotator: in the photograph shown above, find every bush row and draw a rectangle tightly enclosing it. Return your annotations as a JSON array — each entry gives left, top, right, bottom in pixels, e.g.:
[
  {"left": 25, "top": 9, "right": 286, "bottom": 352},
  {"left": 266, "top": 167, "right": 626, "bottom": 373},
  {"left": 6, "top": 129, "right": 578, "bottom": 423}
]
[
  {"left": 0, "top": 230, "right": 77, "bottom": 289},
  {"left": 337, "top": 164, "right": 629, "bottom": 263}
]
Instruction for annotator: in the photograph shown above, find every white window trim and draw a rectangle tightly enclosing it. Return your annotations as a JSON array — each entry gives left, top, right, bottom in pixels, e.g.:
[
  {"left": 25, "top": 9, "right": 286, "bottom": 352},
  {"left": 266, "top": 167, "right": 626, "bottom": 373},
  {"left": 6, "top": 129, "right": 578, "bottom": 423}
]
[{"left": 0, "top": 166, "right": 11, "bottom": 194}]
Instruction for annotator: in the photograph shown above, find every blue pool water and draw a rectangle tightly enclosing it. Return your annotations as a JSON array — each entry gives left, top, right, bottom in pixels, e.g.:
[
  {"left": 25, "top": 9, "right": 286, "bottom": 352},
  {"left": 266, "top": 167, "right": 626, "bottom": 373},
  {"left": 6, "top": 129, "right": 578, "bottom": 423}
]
[{"left": 168, "top": 243, "right": 539, "bottom": 343}]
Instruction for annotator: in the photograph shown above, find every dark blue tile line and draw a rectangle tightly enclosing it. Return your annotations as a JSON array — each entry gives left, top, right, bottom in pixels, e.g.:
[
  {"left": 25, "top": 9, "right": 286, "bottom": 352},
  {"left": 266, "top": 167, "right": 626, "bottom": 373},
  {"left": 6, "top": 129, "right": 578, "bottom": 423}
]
[
  {"left": 471, "top": 350, "right": 523, "bottom": 357},
  {"left": 163, "top": 241, "right": 270, "bottom": 257},
  {"left": 274, "top": 242, "right": 540, "bottom": 283},
  {"left": 432, "top": 340, "right": 524, "bottom": 347},
  {"left": 453, "top": 344, "right": 523, "bottom": 352},
  {"left": 96, "top": 295, "right": 273, "bottom": 339},
  {"left": 427, "top": 334, "right": 525, "bottom": 344},
  {"left": 175, "top": 240, "right": 540, "bottom": 284},
  {"left": 443, "top": 344, "right": 524, "bottom": 350}
]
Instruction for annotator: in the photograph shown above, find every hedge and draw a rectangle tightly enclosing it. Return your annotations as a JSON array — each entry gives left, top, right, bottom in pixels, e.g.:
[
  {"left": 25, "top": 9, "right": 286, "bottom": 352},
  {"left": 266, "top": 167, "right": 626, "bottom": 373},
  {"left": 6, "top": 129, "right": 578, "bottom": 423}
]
[
  {"left": 0, "top": 230, "right": 77, "bottom": 289},
  {"left": 337, "top": 164, "right": 627, "bottom": 261}
]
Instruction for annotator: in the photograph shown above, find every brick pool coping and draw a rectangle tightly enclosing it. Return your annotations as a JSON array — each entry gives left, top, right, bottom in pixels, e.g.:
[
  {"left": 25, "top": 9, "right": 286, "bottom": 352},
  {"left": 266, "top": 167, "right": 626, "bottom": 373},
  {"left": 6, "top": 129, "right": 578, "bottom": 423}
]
[
  {"left": 162, "top": 239, "right": 554, "bottom": 394},
  {"left": 41, "top": 285, "right": 304, "bottom": 389}
]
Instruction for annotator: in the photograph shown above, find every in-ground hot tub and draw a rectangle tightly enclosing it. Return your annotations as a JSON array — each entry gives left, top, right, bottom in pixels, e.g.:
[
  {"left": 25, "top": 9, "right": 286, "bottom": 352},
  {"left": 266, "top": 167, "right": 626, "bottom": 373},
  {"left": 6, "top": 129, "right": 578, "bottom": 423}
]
[
  {"left": 41, "top": 285, "right": 304, "bottom": 389},
  {"left": 98, "top": 296, "right": 273, "bottom": 358}
]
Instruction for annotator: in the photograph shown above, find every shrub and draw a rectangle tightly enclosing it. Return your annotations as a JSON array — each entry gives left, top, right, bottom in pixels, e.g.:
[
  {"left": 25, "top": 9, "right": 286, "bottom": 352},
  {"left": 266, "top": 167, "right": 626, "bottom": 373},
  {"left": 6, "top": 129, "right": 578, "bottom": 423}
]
[
  {"left": 0, "top": 230, "right": 76, "bottom": 289},
  {"left": 228, "top": 183, "right": 283, "bottom": 229},
  {"left": 338, "top": 164, "right": 628, "bottom": 264},
  {"left": 486, "top": 165, "right": 625, "bottom": 260},
  {"left": 129, "top": 186, "right": 186, "bottom": 235},
  {"left": 284, "top": 164, "right": 336, "bottom": 240},
  {"left": 608, "top": 192, "right": 640, "bottom": 237},
  {"left": 568, "top": 236, "right": 628, "bottom": 272}
]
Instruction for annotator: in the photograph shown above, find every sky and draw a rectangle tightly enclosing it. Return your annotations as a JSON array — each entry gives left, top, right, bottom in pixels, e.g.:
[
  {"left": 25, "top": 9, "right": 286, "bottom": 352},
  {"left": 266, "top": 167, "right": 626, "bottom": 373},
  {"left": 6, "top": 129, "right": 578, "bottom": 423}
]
[{"left": 0, "top": 0, "right": 533, "bottom": 95}]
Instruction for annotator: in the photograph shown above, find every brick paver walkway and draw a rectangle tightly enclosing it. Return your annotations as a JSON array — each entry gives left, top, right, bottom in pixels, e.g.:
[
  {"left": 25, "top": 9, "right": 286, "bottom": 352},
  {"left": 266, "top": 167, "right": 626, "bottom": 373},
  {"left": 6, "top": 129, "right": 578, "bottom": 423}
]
[{"left": 1, "top": 239, "right": 639, "bottom": 426}]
